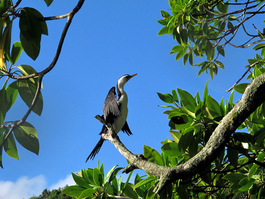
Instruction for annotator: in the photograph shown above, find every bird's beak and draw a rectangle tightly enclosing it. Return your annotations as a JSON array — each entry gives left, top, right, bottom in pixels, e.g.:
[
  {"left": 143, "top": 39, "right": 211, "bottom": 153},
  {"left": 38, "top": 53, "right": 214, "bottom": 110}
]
[{"left": 130, "top": 73, "right": 137, "bottom": 78}]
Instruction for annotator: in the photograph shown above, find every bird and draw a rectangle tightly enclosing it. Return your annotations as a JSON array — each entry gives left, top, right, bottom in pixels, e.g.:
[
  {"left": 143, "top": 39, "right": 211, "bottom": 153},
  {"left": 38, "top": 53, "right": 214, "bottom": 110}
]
[{"left": 86, "top": 73, "right": 137, "bottom": 161}]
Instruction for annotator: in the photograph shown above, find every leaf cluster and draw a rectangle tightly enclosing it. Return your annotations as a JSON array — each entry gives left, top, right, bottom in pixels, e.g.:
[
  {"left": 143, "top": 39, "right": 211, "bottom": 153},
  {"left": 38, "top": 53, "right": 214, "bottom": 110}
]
[
  {"left": 136, "top": 79, "right": 265, "bottom": 198},
  {"left": 62, "top": 161, "right": 137, "bottom": 199},
  {"left": 158, "top": 0, "right": 265, "bottom": 78}
]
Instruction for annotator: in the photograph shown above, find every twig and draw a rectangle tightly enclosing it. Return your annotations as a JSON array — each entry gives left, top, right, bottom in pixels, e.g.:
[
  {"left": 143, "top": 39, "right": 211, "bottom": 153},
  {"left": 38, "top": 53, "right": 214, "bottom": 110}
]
[
  {"left": 12, "top": 0, "right": 22, "bottom": 9},
  {"left": 226, "top": 60, "right": 264, "bottom": 92}
]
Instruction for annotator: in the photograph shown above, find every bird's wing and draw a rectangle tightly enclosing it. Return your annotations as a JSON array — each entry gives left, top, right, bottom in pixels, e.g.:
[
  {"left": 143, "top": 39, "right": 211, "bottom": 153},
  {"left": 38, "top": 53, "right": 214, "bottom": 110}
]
[
  {"left": 103, "top": 87, "right": 120, "bottom": 120},
  {"left": 121, "top": 121, "right": 133, "bottom": 136}
]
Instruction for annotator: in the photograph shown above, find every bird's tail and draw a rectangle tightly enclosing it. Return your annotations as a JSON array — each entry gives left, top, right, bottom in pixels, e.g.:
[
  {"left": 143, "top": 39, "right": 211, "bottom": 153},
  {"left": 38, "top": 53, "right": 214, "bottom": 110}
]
[{"left": 86, "top": 137, "right": 105, "bottom": 162}]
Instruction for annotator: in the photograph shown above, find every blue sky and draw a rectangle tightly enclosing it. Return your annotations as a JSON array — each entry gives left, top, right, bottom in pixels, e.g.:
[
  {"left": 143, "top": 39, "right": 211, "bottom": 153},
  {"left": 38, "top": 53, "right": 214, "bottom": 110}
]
[{"left": 0, "top": 1, "right": 261, "bottom": 198}]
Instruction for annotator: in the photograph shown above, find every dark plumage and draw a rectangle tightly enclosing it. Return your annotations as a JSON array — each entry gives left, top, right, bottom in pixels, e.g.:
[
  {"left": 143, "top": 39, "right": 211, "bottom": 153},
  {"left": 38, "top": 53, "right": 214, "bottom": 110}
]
[{"left": 86, "top": 74, "right": 137, "bottom": 161}]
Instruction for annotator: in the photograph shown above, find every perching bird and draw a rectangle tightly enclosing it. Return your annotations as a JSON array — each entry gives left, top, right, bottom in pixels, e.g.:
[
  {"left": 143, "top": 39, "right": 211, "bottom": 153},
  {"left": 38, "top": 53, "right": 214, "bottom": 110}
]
[{"left": 86, "top": 73, "right": 137, "bottom": 161}]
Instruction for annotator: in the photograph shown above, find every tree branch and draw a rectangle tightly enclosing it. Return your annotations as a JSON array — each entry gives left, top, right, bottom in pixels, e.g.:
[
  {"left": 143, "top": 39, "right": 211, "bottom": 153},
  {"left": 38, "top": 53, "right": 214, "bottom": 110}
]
[{"left": 102, "top": 71, "right": 265, "bottom": 194}]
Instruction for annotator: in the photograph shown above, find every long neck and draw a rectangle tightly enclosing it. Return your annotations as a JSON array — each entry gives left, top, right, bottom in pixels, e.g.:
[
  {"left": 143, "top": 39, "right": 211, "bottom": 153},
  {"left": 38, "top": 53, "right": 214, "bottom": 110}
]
[
  {"left": 117, "top": 83, "right": 128, "bottom": 105},
  {"left": 117, "top": 81, "right": 125, "bottom": 99}
]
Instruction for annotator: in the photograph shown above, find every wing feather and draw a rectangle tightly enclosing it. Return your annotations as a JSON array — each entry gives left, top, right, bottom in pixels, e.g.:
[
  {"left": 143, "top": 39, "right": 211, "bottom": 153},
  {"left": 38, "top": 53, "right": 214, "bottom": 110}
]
[{"left": 103, "top": 87, "right": 120, "bottom": 123}]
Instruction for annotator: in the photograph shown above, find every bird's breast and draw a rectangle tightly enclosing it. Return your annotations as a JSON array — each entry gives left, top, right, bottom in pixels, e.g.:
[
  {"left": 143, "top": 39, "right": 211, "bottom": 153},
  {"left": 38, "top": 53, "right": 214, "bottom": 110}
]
[{"left": 113, "top": 96, "right": 128, "bottom": 133}]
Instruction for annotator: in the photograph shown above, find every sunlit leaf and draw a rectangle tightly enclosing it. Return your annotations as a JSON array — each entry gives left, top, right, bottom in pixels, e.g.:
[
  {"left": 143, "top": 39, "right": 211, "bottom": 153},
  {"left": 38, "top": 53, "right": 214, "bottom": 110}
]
[
  {"left": 18, "top": 79, "right": 43, "bottom": 116},
  {"left": 158, "top": 26, "right": 169, "bottom": 36},
  {"left": 134, "top": 176, "right": 157, "bottom": 189},
  {"left": 177, "top": 88, "right": 197, "bottom": 112},
  {"left": 238, "top": 177, "right": 255, "bottom": 192},
  {"left": 71, "top": 172, "right": 90, "bottom": 188},
  {"left": 13, "top": 121, "right": 39, "bottom": 155},
  {"left": 4, "top": 131, "right": 18, "bottom": 159},
  {"left": 93, "top": 168, "right": 102, "bottom": 186},
  {"left": 157, "top": 92, "right": 174, "bottom": 103},
  {"left": 62, "top": 186, "right": 86, "bottom": 197},
  {"left": 234, "top": 83, "right": 249, "bottom": 94},
  {"left": 10, "top": 41, "right": 23, "bottom": 65},
  {"left": 249, "top": 152, "right": 265, "bottom": 180}
]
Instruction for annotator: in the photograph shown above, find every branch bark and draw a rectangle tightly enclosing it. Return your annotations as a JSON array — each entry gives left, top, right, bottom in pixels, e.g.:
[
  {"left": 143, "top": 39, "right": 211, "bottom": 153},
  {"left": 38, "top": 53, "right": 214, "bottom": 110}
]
[{"left": 102, "top": 72, "right": 265, "bottom": 194}]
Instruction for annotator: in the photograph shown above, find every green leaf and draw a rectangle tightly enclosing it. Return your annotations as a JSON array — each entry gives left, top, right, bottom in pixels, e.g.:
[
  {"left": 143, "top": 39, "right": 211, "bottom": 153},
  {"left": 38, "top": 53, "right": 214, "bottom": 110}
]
[
  {"left": 228, "top": 90, "right": 234, "bottom": 111},
  {"left": 62, "top": 186, "right": 86, "bottom": 198},
  {"left": 158, "top": 26, "right": 169, "bottom": 36},
  {"left": 227, "top": 146, "right": 238, "bottom": 167},
  {"left": 123, "top": 183, "right": 138, "bottom": 199},
  {"left": 10, "top": 41, "right": 23, "bottom": 65},
  {"left": 215, "top": 60, "right": 224, "bottom": 69},
  {"left": 253, "top": 43, "right": 265, "bottom": 50},
  {"left": 170, "top": 45, "right": 184, "bottom": 54},
  {"left": 104, "top": 165, "right": 117, "bottom": 184},
  {"left": 183, "top": 53, "right": 188, "bottom": 66},
  {"left": 170, "top": 130, "right": 181, "bottom": 143},
  {"left": 161, "top": 142, "right": 183, "bottom": 157},
  {"left": 203, "top": 80, "right": 209, "bottom": 103},
  {"left": 217, "top": 1, "right": 228, "bottom": 13},
  {"left": 71, "top": 172, "right": 90, "bottom": 188},
  {"left": 108, "top": 166, "right": 123, "bottom": 184},
  {"left": 20, "top": 32, "right": 40, "bottom": 60},
  {"left": 249, "top": 152, "right": 265, "bottom": 180},
  {"left": 121, "top": 171, "right": 133, "bottom": 193},
  {"left": 217, "top": 46, "right": 225, "bottom": 56},
  {"left": 78, "top": 188, "right": 96, "bottom": 198},
  {"left": 44, "top": 0, "right": 53, "bottom": 6},
  {"left": 189, "top": 52, "right": 193, "bottom": 66},
  {"left": 134, "top": 176, "right": 157, "bottom": 189},
  {"left": 172, "top": 90, "right": 179, "bottom": 103},
  {"left": 0, "top": 88, "right": 7, "bottom": 125},
  {"left": 160, "top": 10, "right": 170, "bottom": 18},
  {"left": 177, "top": 88, "right": 197, "bottom": 112},
  {"left": 18, "top": 79, "right": 43, "bottom": 116},
  {"left": 223, "top": 173, "right": 246, "bottom": 183},
  {"left": 238, "top": 177, "right": 255, "bottom": 192},
  {"left": 143, "top": 145, "right": 164, "bottom": 165},
  {"left": 93, "top": 168, "right": 102, "bottom": 186},
  {"left": 20, "top": 7, "right": 48, "bottom": 38},
  {"left": 5, "top": 81, "right": 18, "bottom": 113},
  {"left": 157, "top": 92, "right": 174, "bottom": 103},
  {"left": 206, "top": 95, "right": 222, "bottom": 117},
  {"left": 19, "top": 7, "right": 48, "bottom": 59},
  {"left": 205, "top": 41, "right": 215, "bottom": 61},
  {"left": 234, "top": 83, "right": 249, "bottom": 94},
  {"left": 13, "top": 121, "right": 39, "bottom": 155},
  {"left": 0, "top": 0, "right": 11, "bottom": 15},
  {"left": 233, "top": 132, "right": 253, "bottom": 143},
  {"left": 0, "top": 128, "right": 4, "bottom": 168},
  {"left": 176, "top": 49, "right": 186, "bottom": 61},
  {"left": 4, "top": 131, "right": 19, "bottom": 159},
  {"left": 18, "top": 65, "right": 37, "bottom": 76}
]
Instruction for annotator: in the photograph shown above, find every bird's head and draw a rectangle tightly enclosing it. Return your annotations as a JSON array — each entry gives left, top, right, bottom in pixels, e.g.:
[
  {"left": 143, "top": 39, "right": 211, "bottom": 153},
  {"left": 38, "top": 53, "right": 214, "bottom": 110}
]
[{"left": 117, "top": 73, "right": 137, "bottom": 88}]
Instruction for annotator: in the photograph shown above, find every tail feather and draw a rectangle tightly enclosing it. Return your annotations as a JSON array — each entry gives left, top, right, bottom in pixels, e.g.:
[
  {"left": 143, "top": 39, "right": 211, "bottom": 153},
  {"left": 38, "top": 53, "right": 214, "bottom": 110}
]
[{"left": 86, "top": 138, "right": 105, "bottom": 162}]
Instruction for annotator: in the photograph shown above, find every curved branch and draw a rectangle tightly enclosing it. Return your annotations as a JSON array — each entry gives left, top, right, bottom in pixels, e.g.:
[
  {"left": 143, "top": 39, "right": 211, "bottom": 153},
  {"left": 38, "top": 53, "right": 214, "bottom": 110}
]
[
  {"left": 9, "top": 0, "right": 85, "bottom": 80},
  {"left": 104, "top": 72, "right": 265, "bottom": 194}
]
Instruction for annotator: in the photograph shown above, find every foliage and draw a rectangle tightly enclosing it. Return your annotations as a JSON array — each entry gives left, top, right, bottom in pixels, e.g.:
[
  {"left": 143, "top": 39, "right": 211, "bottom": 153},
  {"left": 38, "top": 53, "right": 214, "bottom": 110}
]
[
  {"left": 29, "top": 187, "right": 74, "bottom": 199},
  {"left": 62, "top": 161, "right": 138, "bottom": 199},
  {"left": 64, "top": 1, "right": 265, "bottom": 198},
  {"left": 0, "top": 0, "right": 83, "bottom": 167},
  {"left": 158, "top": 0, "right": 265, "bottom": 79}
]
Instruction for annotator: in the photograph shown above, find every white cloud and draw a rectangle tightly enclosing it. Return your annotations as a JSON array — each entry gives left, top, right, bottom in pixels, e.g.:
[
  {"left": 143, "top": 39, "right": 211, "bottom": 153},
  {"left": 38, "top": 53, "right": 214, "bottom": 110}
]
[
  {"left": 0, "top": 175, "right": 47, "bottom": 199},
  {"left": 0, "top": 174, "right": 75, "bottom": 199},
  {"left": 49, "top": 174, "right": 75, "bottom": 190}
]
